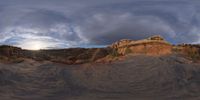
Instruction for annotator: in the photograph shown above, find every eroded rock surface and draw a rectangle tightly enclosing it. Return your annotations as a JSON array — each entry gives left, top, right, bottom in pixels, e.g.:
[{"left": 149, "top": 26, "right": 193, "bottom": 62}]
[{"left": 0, "top": 55, "right": 199, "bottom": 100}]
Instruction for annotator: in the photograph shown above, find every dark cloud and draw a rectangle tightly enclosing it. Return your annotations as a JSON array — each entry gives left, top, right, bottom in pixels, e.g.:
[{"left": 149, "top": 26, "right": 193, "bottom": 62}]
[
  {"left": 73, "top": 0, "right": 200, "bottom": 44},
  {"left": 0, "top": 0, "right": 200, "bottom": 49},
  {"left": 74, "top": 12, "right": 176, "bottom": 44}
]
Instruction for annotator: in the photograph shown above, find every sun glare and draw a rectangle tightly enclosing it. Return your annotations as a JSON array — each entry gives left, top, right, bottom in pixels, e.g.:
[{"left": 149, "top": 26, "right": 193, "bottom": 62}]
[
  {"left": 31, "top": 43, "right": 42, "bottom": 50},
  {"left": 19, "top": 41, "right": 46, "bottom": 50}
]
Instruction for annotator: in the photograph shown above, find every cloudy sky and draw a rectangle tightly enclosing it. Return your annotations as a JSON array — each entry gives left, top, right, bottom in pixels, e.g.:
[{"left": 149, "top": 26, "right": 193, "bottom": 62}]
[{"left": 0, "top": 0, "right": 200, "bottom": 49}]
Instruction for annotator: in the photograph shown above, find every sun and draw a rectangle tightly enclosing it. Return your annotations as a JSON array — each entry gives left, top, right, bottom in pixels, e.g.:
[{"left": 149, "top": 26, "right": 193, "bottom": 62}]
[
  {"left": 31, "top": 43, "right": 43, "bottom": 50},
  {"left": 20, "top": 41, "right": 46, "bottom": 50}
]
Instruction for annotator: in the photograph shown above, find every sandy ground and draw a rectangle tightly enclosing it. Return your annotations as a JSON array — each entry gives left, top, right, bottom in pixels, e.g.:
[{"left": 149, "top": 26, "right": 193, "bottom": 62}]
[{"left": 0, "top": 55, "right": 199, "bottom": 100}]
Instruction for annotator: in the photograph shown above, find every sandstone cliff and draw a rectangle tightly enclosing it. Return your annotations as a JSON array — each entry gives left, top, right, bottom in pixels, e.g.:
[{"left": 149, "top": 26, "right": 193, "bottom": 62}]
[{"left": 110, "top": 35, "right": 172, "bottom": 56}]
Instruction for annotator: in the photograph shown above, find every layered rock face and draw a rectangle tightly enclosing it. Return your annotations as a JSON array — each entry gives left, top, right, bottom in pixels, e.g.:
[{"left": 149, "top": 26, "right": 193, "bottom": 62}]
[{"left": 110, "top": 35, "right": 172, "bottom": 56}]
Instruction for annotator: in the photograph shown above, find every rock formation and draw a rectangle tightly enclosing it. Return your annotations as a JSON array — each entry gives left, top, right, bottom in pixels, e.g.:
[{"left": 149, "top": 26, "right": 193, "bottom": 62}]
[
  {"left": 173, "top": 44, "right": 200, "bottom": 61},
  {"left": 110, "top": 35, "right": 172, "bottom": 56}
]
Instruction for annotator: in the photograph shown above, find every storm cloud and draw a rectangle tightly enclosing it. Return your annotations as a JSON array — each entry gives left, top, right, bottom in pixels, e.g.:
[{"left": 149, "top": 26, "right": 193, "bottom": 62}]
[{"left": 0, "top": 0, "right": 200, "bottom": 49}]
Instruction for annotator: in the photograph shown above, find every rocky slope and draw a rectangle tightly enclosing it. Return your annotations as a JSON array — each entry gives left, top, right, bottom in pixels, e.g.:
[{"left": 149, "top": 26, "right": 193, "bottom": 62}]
[{"left": 0, "top": 55, "right": 199, "bottom": 100}]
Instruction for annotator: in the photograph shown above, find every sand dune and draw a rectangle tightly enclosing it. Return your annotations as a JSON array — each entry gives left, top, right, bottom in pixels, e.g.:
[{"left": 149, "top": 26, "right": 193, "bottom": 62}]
[{"left": 0, "top": 55, "right": 199, "bottom": 100}]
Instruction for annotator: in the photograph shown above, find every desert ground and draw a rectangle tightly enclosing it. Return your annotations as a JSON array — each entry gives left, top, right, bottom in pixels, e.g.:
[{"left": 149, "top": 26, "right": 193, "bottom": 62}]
[{"left": 0, "top": 54, "right": 199, "bottom": 100}]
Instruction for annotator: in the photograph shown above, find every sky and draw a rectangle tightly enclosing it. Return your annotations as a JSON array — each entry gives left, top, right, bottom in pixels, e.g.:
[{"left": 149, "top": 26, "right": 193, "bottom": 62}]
[{"left": 0, "top": 0, "right": 200, "bottom": 50}]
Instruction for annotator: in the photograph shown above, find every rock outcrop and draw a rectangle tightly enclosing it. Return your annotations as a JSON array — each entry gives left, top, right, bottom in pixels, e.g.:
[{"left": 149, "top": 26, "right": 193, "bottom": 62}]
[
  {"left": 0, "top": 45, "right": 22, "bottom": 57},
  {"left": 173, "top": 44, "right": 200, "bottom": 61},
  {"left": 110, "top": 35, "right": 172, "bottom": 56}
]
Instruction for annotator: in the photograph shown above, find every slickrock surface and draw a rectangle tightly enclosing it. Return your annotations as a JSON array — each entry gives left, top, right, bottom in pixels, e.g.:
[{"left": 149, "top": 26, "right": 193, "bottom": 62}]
[{"left": 0, "top": 55, "right": 199, "bottom": 100}]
